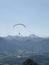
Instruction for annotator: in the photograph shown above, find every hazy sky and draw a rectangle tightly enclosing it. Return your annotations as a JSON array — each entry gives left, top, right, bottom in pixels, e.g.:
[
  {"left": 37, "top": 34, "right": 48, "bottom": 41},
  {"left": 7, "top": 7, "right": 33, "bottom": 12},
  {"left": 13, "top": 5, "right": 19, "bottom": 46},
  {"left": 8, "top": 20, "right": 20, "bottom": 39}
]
[{"left": 0, "top": 0, "right": 49, "bottom": 37}]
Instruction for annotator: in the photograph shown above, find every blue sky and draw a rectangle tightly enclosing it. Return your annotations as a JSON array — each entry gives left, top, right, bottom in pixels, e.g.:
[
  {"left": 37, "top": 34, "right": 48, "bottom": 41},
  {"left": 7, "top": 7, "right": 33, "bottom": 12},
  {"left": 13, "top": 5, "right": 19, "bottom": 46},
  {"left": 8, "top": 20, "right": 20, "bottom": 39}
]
[{"left": 0, "top": 0, "right": 49, "bottom": 37}]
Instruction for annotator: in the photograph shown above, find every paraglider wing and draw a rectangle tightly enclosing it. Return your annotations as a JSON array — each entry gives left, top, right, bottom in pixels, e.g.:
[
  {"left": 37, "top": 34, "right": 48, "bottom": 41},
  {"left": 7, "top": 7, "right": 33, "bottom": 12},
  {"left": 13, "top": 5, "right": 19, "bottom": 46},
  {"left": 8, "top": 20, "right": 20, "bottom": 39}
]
[{"left": 13, "top": 24, "right": 26, "bottom": 28}]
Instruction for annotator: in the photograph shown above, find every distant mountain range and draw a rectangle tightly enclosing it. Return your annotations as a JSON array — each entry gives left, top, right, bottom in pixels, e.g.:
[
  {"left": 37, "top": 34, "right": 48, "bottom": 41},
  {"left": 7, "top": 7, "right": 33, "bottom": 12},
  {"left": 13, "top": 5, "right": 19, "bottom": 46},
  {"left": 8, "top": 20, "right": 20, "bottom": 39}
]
[{"left": 0, "top": 34, "right": 49, "bottom": 54}]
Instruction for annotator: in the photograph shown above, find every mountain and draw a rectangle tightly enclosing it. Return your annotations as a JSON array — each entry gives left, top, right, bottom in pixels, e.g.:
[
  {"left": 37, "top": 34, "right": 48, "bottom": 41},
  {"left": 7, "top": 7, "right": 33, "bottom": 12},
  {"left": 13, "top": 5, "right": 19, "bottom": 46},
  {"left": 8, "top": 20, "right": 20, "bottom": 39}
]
[
  {"left": 0, "top": 34, "right": 49, "bottom": 54},
  {"left": 0, "top": 35, "right": 49, "bottom": 65},
  {"left": 29, "top": 34, "right": 40, "bottom": 38}
]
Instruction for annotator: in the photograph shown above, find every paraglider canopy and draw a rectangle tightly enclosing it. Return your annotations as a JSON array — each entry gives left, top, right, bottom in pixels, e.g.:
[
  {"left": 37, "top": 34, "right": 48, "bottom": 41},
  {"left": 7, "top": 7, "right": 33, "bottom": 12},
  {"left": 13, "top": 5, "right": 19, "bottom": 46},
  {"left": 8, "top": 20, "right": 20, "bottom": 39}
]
[{"left": 13, "top": 23, "right": 26, "bottom": 28}]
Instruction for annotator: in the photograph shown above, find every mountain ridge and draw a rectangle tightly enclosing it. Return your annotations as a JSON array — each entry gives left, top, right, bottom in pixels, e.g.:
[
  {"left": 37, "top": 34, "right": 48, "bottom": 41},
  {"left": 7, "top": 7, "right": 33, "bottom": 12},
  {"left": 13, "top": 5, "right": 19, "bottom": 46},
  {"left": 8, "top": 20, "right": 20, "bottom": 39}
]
[{"left": 0, "top": 34, "right": 49, "bottom": 54}]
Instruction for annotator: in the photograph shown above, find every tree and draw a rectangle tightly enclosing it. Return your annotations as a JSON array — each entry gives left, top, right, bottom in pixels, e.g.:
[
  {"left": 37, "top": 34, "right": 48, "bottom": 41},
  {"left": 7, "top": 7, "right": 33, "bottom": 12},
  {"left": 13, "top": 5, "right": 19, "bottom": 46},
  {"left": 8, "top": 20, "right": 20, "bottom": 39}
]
[{"left": 22, "top": 58, "right": 39, "bottom": 65}]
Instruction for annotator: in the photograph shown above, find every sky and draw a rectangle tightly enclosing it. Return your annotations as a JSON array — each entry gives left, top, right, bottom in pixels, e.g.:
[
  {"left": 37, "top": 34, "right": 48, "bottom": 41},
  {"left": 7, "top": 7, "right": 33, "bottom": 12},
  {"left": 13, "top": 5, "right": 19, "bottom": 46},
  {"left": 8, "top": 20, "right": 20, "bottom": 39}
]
[{"left": 0, "top": 0, "right": 49, "bottom": 37}]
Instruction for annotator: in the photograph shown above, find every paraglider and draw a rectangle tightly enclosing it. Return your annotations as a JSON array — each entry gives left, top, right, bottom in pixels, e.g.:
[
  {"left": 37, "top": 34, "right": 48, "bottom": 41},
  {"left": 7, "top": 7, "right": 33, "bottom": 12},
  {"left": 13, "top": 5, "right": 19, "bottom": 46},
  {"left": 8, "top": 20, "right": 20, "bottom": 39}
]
[
  {"left": 19, "top": 33, "right": 21, "bottom": 35},
  {"left": 13, "top": 23, "right": 26, "bottom": 36}
]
